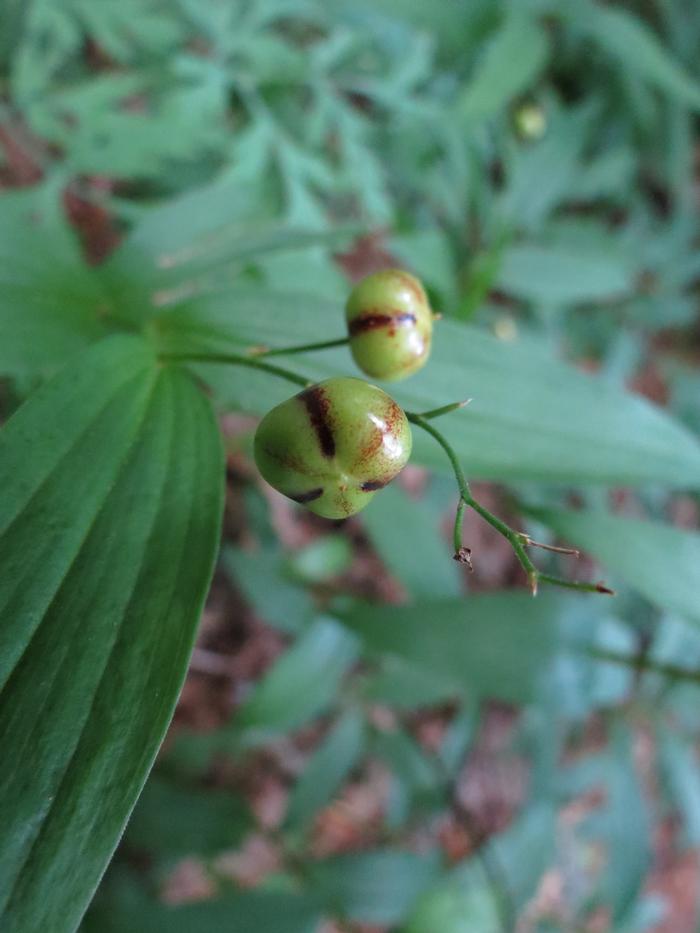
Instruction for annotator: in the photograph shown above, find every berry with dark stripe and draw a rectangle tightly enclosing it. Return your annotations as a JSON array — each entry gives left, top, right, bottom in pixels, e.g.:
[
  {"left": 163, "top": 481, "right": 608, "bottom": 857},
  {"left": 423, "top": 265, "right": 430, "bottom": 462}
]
[
  {"left": 254, "top": 377, "right": 412, "bottom": 519},
  {"left": 345, "top": 269, "right": 433, "bottom": 381}
]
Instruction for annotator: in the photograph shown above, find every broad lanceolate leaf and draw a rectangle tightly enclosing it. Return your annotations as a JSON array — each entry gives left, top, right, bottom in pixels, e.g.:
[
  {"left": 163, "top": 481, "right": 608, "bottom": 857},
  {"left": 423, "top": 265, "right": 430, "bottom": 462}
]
[
  {"left": 497, "top": 243, "right": 634, "bottom": 306},
  {"left": 311, "top": 849, "right": 442, "bottom": 926},
  {"left": 285, "top": 709, "right": 366, "bottom": 835},
  {"left": 0, "top": 335, "right": 223, "bottom": 933},
  {"left": 84, "top": 882, "right": 322, "bottom": 933},
  {"left": 0, "top": 186, "right": 108, "bottom": 379},
  {"left": 155, "top": 290, "right": 700, "bottom": 489},
  {"left": 224, "top": 544, "right": 314, "bottom": 634},
  {"left": 235, "top": 618, "right": 359, "bottom": 746},
  {"left": 339, "top": 593, "right": 565, "bottom": 704},
  {"left": 361, "top": 485, "right": 463, "bottom": 600},
  {"left": 98, "top": 176, "right": 354, "bottom": 324},
  {"left": 534, "top": 508, "right": 700, "bottom": 626},
  {"left": 585, "top": 6, "right": 700, "bottom": 110},
  {"left": 124, "top": 777, "right": 252, "bottom": 860},
  {"left": 407, "top": 805, "right": 555, "bottom": 933},
  {"left": 588, "top": 726, "right": 652, "bottom": 920},
  {"left": 459, "top": 13, "right": 549, "bottom": 122}
]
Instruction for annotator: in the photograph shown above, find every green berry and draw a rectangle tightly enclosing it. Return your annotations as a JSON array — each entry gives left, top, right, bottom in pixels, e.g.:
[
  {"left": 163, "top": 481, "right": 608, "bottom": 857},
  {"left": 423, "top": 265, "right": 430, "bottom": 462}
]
[
  {"left": 254, "top": 377, "right": 412, "bottom": 519},
  {"left": 513, "top": 102, "right": 546, "bottom": 141},
  {"left": 345, "top": 269, "right": 433, "bottom": 382}
]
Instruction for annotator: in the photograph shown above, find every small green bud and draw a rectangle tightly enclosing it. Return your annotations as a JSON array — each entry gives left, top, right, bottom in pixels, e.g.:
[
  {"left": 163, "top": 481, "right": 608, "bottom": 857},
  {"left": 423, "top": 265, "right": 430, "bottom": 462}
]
[
  {"left": 254, "top": 377, "right": 412, "bottom": 519},
  {"left": 345, "top": 269, "right": 433, "bottom": 382},
  {"left": 513, "top": 102, "right": 546, "bottom": 141}
]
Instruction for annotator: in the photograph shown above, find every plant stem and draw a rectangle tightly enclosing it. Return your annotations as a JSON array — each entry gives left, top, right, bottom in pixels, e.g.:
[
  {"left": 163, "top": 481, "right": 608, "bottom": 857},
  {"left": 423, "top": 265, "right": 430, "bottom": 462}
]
[
  {"left": 453, "top": 498, "right": 469, "bottom": 559},
  {"left": 539, "top": 574, "right": 614, "bottom": 595},
  {"left": 518, "top": 535, "right": 579, "bottom": 557},
  {"left": 160, "top": 352, "right": 311, "bottom": 388},
  {"left": 414, "top": 399, "right": 472, "bottom": 421},
  {"left": 406, "top": 411, "right": 613, "bottom": 597},
  {"left": 591, "top": 649, "right": 700, "bottom": 685},
  {"left": 249, "top": 337, "right": 350, "bottom": 357}
]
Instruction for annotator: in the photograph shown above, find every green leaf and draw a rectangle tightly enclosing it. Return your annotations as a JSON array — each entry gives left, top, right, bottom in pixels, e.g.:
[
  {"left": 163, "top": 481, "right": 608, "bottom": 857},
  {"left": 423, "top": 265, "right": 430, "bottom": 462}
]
[
  {"left": 235, "top": 618, "right": 359, "bottom": 745},
  {"left": 10, "top": 4, "right": 81, "bottom": 102},
  {"left": 125, "top": 777, "right": 252, "bottom": 859},
  {"left": 285, "top": 535, "right": 354, "bottom": 585},
  {"left": 0, "top": 335, "right": 224, "bottom": 933},
  {"left": 0, "top": 0, "right": 27, "bottom": 69},
  {"left": 339, "top": 593, "right": 564, "bottom": 704},
  {"left": 362, "top": 656, "right": 458, "bottom": 710},
  {"left": 486, "top": 803, "right": 555, "bottom": 908},
  {"left": 285, "top": 709, "right": 366, "bottom": 835},
  {"left": 498, "top": 106, "right": 591, "bottom": 228},
  {"left": 660, "top": 732, "right": 700, "bottom": 848},
  {"left": 71, "top": 0, "right": 184, "bottom": 61},
  {"left": 361, "top": 484, "right": 463, "bottom": 600},
  {"left": 406, "top": 872, "right": 501, "bottom": 933},
  {"left": 0, "top": 186, "right": 108, "bottom": 379},
  {"left": 497, "top": 243, "right": 635, "bottom": 305},
  {"left": 586, "top": 6, "right": 700, "bottom": 110},
  {"left": 587, "top": 726, "right": 652, "bottom": 919},
  {"left": 84, "top": 880, "right": 322, "bottom": 933},
  {"left": 157, "top": 291, "right": 700, "bottom": 489},
  {"left": 533, "top": 509, "right": 700, "bottom": 626},
  {"left": 459, "top": 13, "right": 549, "bottom": 121},
  {"left": 311, "top": 849, "right": 441, "bottom": 925},
  {"left": 372, "top": 730, "right": 442, "bottom": 813},
  {"left": 100, "top": 178, "right": 355, "bottom": 324},
  {"left": 223, "top": 544, "right": 314, "bottom": 634},
  {"left": 407, "top": 805, "right": 555, "bottom": 932}
]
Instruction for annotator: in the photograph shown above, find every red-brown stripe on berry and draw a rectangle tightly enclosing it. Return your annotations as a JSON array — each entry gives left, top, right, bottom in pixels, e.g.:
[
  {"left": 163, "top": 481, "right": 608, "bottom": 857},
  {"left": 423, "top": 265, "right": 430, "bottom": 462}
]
[
  {"left": 288, "top": 488, "right": 324, "bottom": 503},
  {"left": 360, "top": 479, "right": 389, "bottom": 491},
  {"left": 299, "top": 386, "right": 336, "bottom": 458},
  {"left": 348, "top": 311, "right": 417, "bottom": 336}
]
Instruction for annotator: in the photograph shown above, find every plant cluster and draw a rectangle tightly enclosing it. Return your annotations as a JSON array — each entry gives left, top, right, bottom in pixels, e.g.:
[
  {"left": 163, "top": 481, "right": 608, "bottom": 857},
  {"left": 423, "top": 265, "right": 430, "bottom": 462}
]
[
  {"left": 2, "top": 2, "right": 700, "bottom": 932},
  {"left": 244, "top": 268, "right": 613, "bottom": 595}
]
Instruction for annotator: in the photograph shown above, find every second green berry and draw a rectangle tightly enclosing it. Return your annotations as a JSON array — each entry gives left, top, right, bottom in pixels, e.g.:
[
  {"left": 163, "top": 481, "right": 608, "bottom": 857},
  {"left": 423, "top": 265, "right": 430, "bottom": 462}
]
[{"left": 345, "top": 269, "right": 433, "bottom": 382}]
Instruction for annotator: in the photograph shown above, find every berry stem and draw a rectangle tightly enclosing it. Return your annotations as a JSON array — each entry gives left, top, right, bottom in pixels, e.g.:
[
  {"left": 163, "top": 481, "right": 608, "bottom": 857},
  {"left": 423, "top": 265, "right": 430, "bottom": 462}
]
[
  {"left": 413, "top": 400, "right": 472, "bottom": 421},
  {"left": 518, "top": 534, "right": 580, "bottom": 557},
  {"left": 453, "top": 497, "right": 467, "bottom": 555},
  {"left": 160, "top": 352, "right": 311, "bottom": 388},
  {"left": 248, "top": 337, "right": 350, "bottom": 357},
  {"left": 406, "top": 411, "right": 613, "bottom": 597}
]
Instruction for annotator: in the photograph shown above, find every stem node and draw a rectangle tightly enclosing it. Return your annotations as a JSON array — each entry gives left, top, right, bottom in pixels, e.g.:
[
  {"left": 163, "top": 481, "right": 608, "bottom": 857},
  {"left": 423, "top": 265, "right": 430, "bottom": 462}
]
[
  {"left": 406, "top": 411, "right": 613, "bottom": 597},
  {"left": 528, "top": 572, "right": 539, "bottom": 597},
  {"left": 453, "top": 546, "right": 473, "bottom": 571}
]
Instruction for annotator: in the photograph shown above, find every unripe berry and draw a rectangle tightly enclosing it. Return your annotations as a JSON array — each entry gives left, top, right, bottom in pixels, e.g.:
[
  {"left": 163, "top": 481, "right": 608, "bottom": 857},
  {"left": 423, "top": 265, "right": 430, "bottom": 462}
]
[
  {"left": 254, "top": 377, "right": 412, "bottom": 519},
  {"left": 513, "top": 102, "right": 546, "bottom": 141},
  {"left": 345, "top": 269, "right": 433, "bottom": 382}
]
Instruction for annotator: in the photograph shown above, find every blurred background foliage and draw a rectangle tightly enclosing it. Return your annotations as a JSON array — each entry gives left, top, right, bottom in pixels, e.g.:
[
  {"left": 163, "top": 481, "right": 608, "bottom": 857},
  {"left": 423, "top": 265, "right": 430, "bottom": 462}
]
[{"left": 2, "top": 0, "right": 700, "bottom": 930}]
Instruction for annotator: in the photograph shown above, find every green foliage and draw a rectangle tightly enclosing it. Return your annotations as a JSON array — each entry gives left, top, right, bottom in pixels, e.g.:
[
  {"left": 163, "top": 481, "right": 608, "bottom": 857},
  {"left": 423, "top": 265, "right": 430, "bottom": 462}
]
[
  {"left": 152, "top": 285, "right": 700, "bottom": 487},
  {"left": 536, "top": 509, "right": 700, "bottom": 625},
  {"left": 0, "top": 337, "right": 223, "bottom": 931},
  {"left": 309, "top": 849, "right": 442, "bottom": 926},
  {"left": 125, "top": 777, "right": 253, "bottom": 859},
  {"left": 361, "top": 484, "right": 463, "bottom": 599},
  {"left": 340, "top": 593, "right": 565, "bottom": 704},
  {"left": 285, "top": 709, "right": 366, "bottom": 835},
  {"left": 235, "top": 619, "right": 359, "bottom": 745},
  {"left": 0, "top": 186, "right": 108, "bottom": 378},
  {"left": 83, "top": 884, "right": 323, "bottom": 933},
  {"left": 2, "top": 0, "right": 700, "bottom": 930}
]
